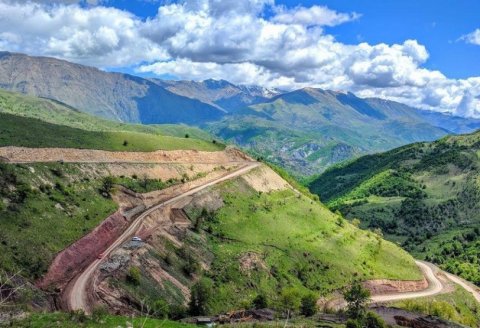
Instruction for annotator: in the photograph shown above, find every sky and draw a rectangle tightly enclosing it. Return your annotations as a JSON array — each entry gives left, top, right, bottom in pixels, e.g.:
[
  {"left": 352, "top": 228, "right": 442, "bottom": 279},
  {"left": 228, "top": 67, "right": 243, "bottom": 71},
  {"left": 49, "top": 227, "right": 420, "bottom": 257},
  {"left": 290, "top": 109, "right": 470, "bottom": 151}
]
[{"left": 0, "top": 0, "right": 480, "bottom": 118}]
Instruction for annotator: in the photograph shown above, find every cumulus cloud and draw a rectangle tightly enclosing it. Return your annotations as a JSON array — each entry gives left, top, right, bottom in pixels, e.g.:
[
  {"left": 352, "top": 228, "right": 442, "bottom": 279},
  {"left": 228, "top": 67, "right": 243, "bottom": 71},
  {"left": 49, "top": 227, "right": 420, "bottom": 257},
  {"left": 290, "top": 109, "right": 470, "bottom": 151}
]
[
  {"left": 0, "top": 0, "right": 480, "bottom": 117},
  {"left": 461, "top": 28, "right": 480, "bottom": 46},
  {"left": 271, "top": 5, "right": 360, "bottom": 27}
]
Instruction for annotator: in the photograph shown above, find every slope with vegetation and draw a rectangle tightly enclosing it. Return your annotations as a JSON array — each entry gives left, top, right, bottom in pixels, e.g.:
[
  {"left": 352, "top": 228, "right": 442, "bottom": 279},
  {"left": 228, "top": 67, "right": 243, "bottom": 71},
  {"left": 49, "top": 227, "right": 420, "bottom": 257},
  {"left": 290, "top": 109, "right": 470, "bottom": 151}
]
[
  {"left": 309, "top": 130, "right": 480, "bottom": 286},
  {"left": 93, "top": 165, "right": 422, "bottom": 320},
  {"left": 0, "top": 89, "right": 223, "bottom": 152}
]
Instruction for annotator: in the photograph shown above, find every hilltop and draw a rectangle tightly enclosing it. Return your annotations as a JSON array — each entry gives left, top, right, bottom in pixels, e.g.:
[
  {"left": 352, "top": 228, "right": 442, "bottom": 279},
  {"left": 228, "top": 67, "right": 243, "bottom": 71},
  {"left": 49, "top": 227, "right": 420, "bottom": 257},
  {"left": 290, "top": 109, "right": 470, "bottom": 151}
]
[{"left": 309, "top": 130, "right": 480, "bottom": 285}]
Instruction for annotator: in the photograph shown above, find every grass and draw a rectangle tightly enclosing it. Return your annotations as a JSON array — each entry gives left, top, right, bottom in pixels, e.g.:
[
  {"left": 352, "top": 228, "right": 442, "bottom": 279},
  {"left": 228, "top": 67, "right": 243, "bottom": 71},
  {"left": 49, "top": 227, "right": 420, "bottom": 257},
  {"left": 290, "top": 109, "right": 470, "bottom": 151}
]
[
  {"left": 309, "top": 130, "right": 480, "bottom": 286},
  {"left": 0, "top": 162, "right": 117, "bottom": 278},
  {"left": 9, "top": 312, "right": 193, "bottom": 328},
  {"left": 182, "top": 177, "right": 421, "bottom": 315},
  {"left": 0, "top": 112, "right": 223, "bottom": 152},
  {"left": 390, "top": 286, "right": 480, "bottom": 327},
  {"left": 0, "top": 89, "right": 214, "bottom": 141}
]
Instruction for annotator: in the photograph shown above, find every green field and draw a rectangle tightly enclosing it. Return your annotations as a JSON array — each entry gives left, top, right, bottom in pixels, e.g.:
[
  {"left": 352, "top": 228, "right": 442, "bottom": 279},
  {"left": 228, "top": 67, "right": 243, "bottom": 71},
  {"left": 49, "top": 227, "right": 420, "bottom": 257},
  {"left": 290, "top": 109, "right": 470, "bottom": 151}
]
[{"left": 309, "top": 131, "right": 480, "bottom": 286}]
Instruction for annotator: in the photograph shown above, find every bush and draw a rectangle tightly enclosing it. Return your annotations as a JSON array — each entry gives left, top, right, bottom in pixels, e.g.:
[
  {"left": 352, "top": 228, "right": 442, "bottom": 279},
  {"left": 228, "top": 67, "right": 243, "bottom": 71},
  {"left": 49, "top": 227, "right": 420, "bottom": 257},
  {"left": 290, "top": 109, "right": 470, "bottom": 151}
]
[
  {"left": 252, "top": 294, "right": 268, "bottom": 309},
  {"left": 152, "top": 299, "right": 169, "bottom": 318},
  {"left": 346, "top": 319, "right": 361, "bottom": 328},
  {"left": 343, "top": 281, "right": 370, "bottom": 319},
  {"left": 126, "top": 266, "right": 141, "bottom": 285},
  {"left": 280, "top": 288, "right": 301, "bottom": 314},
  {"left": 189, "top": 278, "right": 213, "bottom": 316},
  {"left": 364, "top": 311, "right": 386, "bottom": 328},
  {"left": 300, "top": 293, "right": 317, "bottom": 317}
]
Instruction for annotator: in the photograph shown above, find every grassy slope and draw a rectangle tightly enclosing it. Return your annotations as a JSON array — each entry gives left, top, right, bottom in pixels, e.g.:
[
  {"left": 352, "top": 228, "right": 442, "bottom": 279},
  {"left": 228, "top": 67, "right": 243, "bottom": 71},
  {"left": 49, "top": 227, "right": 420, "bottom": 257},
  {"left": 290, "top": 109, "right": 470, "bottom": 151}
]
[
  {"left": 0, "top": 89, "right": 223, "bottom": 151},
  {"left": 11, "top": 312, "right": 192, "bottom": 328},
  {"left": 184, "top": 175, "right": 421, "bottom": 314},
  {"left": 391, "top": 286, "right": 480, "bottom": 327},
  {"left": 0, "top": 163, "right": 119, "bottom": 278},
  {"left": 308, "top": 131, "right": 480, "bottom": 285},
  {"left": 0, "top": 112, "right": 223, "bottom": 152}
]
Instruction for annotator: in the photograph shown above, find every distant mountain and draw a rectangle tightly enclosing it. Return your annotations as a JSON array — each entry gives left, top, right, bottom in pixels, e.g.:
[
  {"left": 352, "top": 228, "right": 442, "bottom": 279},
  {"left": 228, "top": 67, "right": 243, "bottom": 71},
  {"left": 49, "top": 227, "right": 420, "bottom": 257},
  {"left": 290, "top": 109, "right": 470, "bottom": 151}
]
[
  {"left": 308, "top": 130, "right": 480, "bottom": 285},
  {"left": 151, "top": 78, "right": 281, "bottom": 112},
  {"left": 1, "top": 52, "right": 480, "bottom": 176},
  {"left": 207, "top": 88, "right": 480, "bottom": 175},
  {"left": 0, "top": 52, "right": 224, "bottom": 124}
]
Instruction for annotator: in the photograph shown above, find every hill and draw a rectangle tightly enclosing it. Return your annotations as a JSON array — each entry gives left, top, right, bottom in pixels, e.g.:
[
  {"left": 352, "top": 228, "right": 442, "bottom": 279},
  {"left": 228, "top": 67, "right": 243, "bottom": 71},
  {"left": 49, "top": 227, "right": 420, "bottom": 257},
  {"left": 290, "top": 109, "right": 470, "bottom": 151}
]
[
  {"left": 0, "top": 89, "right": 223, "bottom": 152},
  {"left": 309, "top": 130, "right": 480, "bottom": 285}
]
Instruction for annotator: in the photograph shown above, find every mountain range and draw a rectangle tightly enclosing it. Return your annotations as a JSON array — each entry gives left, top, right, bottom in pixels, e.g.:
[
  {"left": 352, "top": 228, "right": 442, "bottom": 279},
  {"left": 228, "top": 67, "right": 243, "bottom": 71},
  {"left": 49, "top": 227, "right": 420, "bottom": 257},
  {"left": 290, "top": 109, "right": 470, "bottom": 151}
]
[{"left": 1, "top": 51, "right": 480, "bottom": 176}]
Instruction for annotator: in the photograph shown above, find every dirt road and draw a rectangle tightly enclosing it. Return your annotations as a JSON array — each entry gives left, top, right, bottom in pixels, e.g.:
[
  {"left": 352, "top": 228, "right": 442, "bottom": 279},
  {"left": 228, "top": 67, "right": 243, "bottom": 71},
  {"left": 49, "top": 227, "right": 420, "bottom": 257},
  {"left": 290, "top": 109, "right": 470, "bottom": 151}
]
[
  {"left": 65, "top": 162, "right": 260, "bottom": 313},
  {"left": 371, "top": 260, "right": 480, "bottom": 304},
  {"left": 371, "top": 261, "right": 442, "bottom": 303}
]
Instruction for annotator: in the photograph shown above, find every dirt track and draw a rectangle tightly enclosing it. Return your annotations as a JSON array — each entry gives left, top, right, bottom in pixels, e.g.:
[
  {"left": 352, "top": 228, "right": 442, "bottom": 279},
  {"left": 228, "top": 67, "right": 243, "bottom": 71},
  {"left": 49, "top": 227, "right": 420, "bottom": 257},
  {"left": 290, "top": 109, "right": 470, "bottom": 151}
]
[
  {"left": 371, "top": 261, "right": 480, "bottom": 304},
  {"left": 0, "top": 146, "right": 250, "bottom": 164},
  {"left": 65, "top": 162, "right": 261, "bottom": 314}
]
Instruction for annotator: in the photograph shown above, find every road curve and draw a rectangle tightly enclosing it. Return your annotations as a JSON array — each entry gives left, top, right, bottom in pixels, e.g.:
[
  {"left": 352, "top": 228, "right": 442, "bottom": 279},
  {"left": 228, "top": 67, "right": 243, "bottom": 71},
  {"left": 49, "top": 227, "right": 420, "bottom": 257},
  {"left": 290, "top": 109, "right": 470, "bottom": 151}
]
[
  {"left": 371, "top": 261, "right": 443, "bottom": 303},
  {"left": 66, "top": 162, "right": 260, "bottom": 313}
]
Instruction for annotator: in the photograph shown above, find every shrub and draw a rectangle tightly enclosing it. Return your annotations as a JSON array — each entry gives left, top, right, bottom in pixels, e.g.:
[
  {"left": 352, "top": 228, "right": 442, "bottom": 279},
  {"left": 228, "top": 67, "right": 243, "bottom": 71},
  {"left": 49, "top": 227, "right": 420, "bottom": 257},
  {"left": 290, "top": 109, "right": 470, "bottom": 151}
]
[
  {"left": 152, "top": 299, "right": 169, "bottom": 318},
  {"left": 126, "top": 266, "right": 141, "bottom": 285},
  {"left": 189, "top": 278, "right": 213, "bottom": 316},
  {"left": 280, "top": 288, "right": 301, "bottom": 314},
  {"left": 343, "top": 281, "right": 370, "bottom": 319},
  {"left": 252, "top": 294, "right": 268, "bottom": 309},
  {"left": 185, "top": 134, "right": 189, "bottom": 138},
  {"left": 364, "top": 311, "right": 387, "bottom": 328},
  {"left": 300, "top": 293, "right": 317, "bottom": 317},
  {"left": 346, "top": 319, "right": 361, "bottom": 328}
]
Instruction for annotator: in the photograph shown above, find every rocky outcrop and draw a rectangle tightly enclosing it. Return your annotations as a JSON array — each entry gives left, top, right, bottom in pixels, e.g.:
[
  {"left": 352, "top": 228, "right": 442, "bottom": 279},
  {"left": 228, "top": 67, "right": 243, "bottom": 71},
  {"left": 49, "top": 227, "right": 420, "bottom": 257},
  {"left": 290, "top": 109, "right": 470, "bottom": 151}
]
[{"left": 37, "top": 211, "right": 130, "bottom": 291}]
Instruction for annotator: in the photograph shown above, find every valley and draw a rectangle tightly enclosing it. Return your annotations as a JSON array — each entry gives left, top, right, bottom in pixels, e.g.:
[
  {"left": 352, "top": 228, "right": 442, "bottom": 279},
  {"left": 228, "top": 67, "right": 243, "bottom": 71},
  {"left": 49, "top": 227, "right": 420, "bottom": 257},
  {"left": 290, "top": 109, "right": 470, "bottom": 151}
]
[{"left": 0, "top": 54, "right": 479, "bottom": 327}]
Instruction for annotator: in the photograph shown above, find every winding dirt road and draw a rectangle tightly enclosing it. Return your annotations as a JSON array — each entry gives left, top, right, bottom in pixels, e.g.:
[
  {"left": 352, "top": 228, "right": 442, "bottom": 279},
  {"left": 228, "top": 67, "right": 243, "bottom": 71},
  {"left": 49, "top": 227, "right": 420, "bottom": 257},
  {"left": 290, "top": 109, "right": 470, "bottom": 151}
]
[
  {"left": 65, "top": 162, "right": 260, "bottom": 313},
  {"left": 371, "top": 260, "right": 480, "bottom": 304}
]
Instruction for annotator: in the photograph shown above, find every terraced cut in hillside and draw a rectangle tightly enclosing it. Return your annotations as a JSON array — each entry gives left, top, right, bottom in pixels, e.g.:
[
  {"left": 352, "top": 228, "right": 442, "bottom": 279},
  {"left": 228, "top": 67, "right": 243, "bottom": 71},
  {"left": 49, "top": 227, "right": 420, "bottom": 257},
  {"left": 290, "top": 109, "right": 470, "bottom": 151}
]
[{"left": 309, "top": 130, "right": 480, "bottom": 287}]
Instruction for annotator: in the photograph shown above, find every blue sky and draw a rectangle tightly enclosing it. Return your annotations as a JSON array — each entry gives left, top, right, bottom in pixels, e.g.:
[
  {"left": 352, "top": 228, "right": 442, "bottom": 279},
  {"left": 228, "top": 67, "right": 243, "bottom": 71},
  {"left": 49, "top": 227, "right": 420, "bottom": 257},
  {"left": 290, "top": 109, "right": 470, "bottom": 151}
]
[
  {"left": 108, "top": 0, "right": 480, "bottom": 79},
  {"left": 1, "top": 0, "right": 480, "bottom": 117}
]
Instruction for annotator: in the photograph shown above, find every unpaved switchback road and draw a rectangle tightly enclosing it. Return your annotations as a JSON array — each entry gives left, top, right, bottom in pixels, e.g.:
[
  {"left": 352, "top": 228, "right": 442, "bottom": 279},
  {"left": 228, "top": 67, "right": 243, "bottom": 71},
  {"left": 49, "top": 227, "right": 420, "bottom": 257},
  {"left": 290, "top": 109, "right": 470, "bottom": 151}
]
[
  {"left": 371, "top": 261, "right": 442, "bottom": 303},
  {"left": 371, "top": 260, "right": 480, "bottom": 304},
  {"left": 65, "top": 162, "right": 260, "bottom": 313}
]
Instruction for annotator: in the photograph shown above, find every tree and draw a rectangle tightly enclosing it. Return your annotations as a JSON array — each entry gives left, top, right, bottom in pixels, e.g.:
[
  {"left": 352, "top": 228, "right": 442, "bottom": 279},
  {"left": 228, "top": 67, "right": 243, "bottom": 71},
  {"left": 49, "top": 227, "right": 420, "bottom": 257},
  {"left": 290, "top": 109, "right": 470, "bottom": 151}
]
[
  {"left": 252, "top": 293, "right": 268, "bottom": 309},
  {"left": 123, "top": 140, "right": 128, "bottom": 147},
  {"left": 99, "top": 176, "right": 115, "bottom": 198},
  {"left": 189, "top": 278, "right": 213, "bottom": 316},
  {"left": 300, "top": 293, "right": 317, "bottom": 317},
  {"left": 343, "top": 281, "right": 370, "bottom": 319},
  {"left": 185, "top": 134, "right": 189, "bottom": 138}
]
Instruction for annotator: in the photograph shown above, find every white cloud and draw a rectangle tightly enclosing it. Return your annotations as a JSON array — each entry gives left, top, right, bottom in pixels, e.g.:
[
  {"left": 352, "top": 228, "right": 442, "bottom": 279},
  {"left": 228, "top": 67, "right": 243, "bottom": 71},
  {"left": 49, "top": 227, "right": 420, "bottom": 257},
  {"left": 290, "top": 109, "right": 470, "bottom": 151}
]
[
  {"left": 461, "top": 28, "right": 480, "bottom": 45},
  {"left": 1, "top": 0, "right": 480, "bottom": 117},
  {"left": 272, "top": 5, "right": 360, "bottom": 27}
]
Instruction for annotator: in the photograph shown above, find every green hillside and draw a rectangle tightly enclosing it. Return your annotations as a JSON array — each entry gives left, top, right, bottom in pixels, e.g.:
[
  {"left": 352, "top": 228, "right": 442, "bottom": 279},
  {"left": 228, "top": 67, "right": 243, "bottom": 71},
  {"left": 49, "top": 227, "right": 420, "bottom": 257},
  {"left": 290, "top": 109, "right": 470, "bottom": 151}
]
[
  {"left": 309, "top": 130, "right": 480, "bottom": 285},
  {"left": 110, "top": 170, "right": 421, "bottom": 317},
  {"left": 0, "top": 90, "right": 223, "bottom": 151}
]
